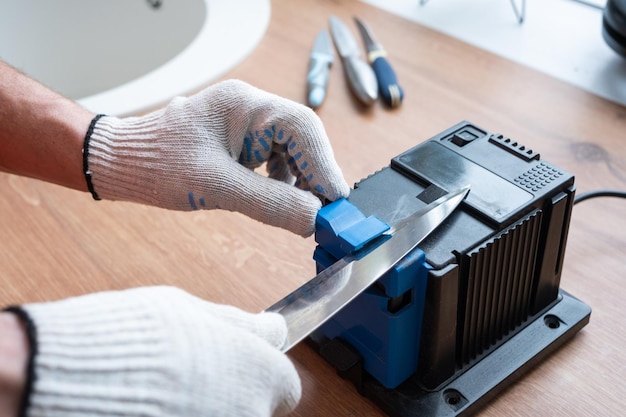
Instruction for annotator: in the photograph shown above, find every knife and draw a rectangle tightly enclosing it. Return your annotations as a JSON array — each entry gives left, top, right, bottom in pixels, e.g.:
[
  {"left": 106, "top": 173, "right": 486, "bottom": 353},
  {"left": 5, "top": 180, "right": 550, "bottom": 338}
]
[
  {"left": 306, "top": 30, "right": 334, "bottom": 109},
  {"left": 354, "top": 17, "right": 404, "bottom": 108},
  {"left": 266, "top": 186, "right": 470, "bottom": 352},
  {"left": 329, "top": 15, "right": 378, "bottom": 106}
]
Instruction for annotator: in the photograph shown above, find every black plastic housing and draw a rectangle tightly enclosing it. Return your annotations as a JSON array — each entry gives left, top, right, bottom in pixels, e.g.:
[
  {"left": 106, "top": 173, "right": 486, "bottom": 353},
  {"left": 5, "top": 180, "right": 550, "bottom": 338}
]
[{"left": 310, "top": 121, "right": 590, "bottom": 415}]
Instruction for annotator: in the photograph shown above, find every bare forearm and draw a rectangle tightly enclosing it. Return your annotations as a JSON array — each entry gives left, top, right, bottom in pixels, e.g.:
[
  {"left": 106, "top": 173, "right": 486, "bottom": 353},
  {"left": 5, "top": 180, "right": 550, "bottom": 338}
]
[
  {"left": 0, "top": 60, "right": 95, "bottom": 191},
  {"left": 0, "top": 312, "right": 28, "bottom": 417}
]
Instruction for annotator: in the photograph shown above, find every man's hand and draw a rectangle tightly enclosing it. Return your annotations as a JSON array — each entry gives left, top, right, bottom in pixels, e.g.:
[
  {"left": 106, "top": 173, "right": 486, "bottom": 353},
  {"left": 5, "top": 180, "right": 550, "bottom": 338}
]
[
  {"left": 86, "top": 80, "right": 350, "bottom": 236},
  {"left": 13, "top": 286, "right": 301, "bottom": 417}
]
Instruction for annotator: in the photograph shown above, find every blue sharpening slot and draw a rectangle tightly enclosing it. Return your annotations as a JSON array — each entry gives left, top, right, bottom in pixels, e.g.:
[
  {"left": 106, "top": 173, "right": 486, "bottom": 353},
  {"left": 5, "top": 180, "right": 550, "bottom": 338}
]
[{"left": 314, "top": 198, "right": 428, "bottom": 388}]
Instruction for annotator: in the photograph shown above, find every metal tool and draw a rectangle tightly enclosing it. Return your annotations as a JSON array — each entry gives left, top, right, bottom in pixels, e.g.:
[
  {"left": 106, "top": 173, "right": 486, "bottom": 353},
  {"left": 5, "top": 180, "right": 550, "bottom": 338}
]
[
  {"left": 266, "top": 186, "right": 470, "bottom": 352},
  {"left": 354, "top": 17, "right": 404, "bottom": 108},
  {"left": 329, "top": 15, "right": 378, "bottom": 106},
  {"left": 306, "top": 30, "right": 334, "bottom": 108}
]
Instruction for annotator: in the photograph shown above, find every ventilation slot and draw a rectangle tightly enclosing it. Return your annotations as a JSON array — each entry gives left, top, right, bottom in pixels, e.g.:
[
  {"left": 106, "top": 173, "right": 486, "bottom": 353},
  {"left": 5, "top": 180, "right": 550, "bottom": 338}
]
[{"left": 458, "top": 210, "right": 542, "bottom": 365}]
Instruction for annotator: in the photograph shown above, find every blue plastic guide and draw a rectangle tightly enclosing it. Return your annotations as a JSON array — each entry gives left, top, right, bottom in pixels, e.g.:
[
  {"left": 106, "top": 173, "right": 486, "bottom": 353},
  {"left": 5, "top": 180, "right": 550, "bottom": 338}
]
[{"left": 314, "top": 198, "right": 430, "bottom": 388}]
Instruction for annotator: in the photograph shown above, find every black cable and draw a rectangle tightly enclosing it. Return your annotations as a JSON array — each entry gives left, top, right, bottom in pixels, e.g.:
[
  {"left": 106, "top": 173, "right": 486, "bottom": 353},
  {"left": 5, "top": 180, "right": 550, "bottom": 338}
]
[{"left": 573, "top": 189, "right": 626, "bottom": 204}]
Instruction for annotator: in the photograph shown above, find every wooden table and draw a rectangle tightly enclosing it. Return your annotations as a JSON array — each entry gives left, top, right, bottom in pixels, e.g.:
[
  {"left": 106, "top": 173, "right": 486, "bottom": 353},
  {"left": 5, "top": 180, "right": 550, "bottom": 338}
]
[{"left": 2, "top": 0, "right": 625, "bottom": 415}]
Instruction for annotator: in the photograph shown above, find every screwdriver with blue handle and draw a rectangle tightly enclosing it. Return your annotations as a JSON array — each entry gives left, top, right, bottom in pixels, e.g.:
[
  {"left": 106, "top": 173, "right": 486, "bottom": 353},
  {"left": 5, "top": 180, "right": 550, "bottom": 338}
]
[{"left": 354, "top": 17, "right": 404, "bottom": 108}]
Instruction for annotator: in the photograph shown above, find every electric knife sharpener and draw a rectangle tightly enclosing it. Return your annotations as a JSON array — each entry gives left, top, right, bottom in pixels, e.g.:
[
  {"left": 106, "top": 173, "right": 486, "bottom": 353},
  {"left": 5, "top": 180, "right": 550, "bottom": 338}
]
[{"left": 311, "top": 121, "right": 591, "bottom": 416}]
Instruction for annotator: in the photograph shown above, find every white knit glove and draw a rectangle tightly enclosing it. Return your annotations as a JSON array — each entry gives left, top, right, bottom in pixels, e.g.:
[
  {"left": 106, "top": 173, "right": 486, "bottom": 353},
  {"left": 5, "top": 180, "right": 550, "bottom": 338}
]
[
  {"left": 84, "top": 80, "right": 350, "bottom": 237},
  {"left": 17, "top": 286, "right": 301, "bottom": 417}
]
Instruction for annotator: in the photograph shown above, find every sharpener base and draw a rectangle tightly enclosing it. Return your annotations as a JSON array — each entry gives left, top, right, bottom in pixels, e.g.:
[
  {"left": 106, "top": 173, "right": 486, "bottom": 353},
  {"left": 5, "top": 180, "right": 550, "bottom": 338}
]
[{"left": 309, "top": 289, "right": 590, "bottom": 417}]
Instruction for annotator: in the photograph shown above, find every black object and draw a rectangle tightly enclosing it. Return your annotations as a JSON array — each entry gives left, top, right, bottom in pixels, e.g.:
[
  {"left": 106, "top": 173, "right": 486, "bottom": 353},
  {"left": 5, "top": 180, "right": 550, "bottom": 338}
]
[
  {"left": 603, "top": 0, "right": 626, "bottom": 57},
  {"left": 310, "top": 121, "right": 591, "bottom": 416}
]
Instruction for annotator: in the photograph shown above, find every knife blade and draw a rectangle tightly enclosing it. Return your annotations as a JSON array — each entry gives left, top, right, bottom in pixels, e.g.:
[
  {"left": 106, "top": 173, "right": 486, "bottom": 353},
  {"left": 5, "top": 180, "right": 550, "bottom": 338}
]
[
  {"left": 354, "top": 17, "right": 404, "bottom": 108},
  {"left": 266, "top": 186, "right": 470, "bottom": 352},
  {"left": 306, "top": 30, "right": 334, "bottom": 109},
  {"left": 329, "top": 15, "right": 378, "bottom": 106}
]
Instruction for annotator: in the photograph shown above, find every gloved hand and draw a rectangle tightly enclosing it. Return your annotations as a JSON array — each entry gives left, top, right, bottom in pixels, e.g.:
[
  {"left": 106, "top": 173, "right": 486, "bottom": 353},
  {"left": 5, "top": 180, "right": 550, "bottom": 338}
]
[
  {"left": 13, "top": 286, "right": 300, "bottom": 417},
  {"left": 84, "top": 80, "right": 350, "bottom": 237}
]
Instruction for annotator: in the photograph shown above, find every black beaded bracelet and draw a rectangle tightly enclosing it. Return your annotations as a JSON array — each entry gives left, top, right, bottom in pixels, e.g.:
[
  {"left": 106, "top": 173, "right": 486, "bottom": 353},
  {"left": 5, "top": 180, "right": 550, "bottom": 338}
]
[{"left": 82, "top": 114, "right": 106, "bottom": 201}]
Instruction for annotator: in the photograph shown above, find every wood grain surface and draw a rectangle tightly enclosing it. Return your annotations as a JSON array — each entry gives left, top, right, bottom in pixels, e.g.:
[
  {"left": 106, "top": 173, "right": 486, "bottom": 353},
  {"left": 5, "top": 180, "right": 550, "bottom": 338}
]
[{"left": 1, "top": 0, "right": 625, "bottom": 415}]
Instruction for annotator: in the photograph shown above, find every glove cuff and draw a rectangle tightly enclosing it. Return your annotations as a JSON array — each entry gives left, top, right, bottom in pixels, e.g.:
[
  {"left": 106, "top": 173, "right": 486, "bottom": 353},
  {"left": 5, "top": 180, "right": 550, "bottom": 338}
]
[{"left": 84, "top": 113, "right": 168, "bottom": 207}]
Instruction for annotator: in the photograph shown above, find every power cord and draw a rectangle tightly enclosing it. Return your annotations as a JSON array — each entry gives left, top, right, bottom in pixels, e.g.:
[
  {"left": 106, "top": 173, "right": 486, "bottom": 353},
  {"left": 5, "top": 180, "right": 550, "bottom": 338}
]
[{"left": 574, "top": 189, "right": 626, "bottom": 204}]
